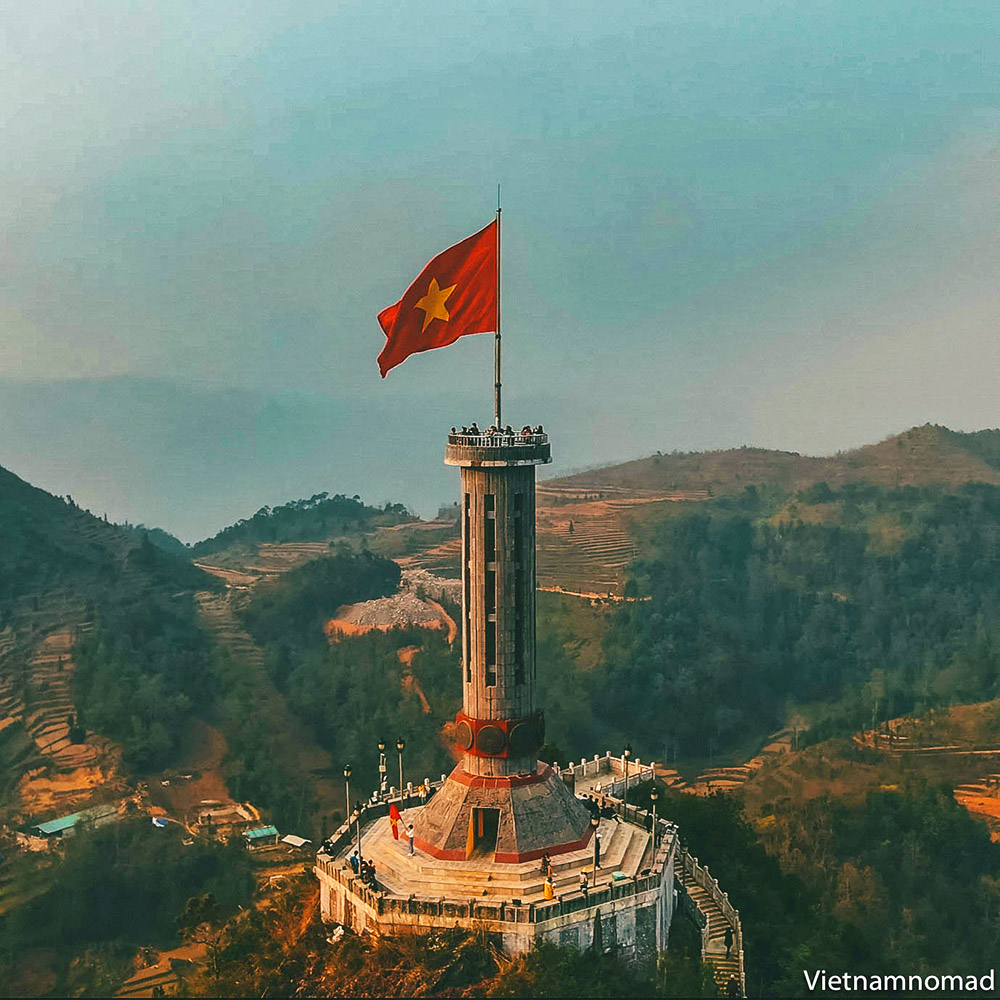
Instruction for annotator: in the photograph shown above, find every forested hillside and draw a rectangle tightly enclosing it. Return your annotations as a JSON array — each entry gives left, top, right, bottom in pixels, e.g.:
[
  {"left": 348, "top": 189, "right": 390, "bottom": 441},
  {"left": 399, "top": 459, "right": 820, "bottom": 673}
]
[
  {"left": 190, "top": 493, "right": 411, "bottom": 557},
  {"left": 7, "top": 428, "right": 1000, "bottom": 997},
  {"left": 238, "top": 554, "right": 458, "bottom": 797},
  {"left": 73, "top": 594, "right": 216, "bottom": 771},
  {"left": 0, "top": 464, "right": 206, "bottom": 613},
  {"left": 0, "top": 464, "right": 218, "bottom": 802},
  {"left": 583, "top": 482, "right": 1000, "bottom": 759},
  {"left": 236, "top": 479, "right": 1000, "bottom": 779}
]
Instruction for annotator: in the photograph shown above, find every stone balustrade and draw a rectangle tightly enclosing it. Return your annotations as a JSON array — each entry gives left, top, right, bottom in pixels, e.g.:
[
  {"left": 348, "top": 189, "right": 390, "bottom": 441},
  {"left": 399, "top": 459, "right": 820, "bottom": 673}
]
[
  {"left": 679, "top": 846, "right": 746, "bottom": 995},
  {"left": 316, "top": 756, "right": 681, "bottom": 958},
  {"left": 315, "top": 830, "right": 674, "bottom": 928}
]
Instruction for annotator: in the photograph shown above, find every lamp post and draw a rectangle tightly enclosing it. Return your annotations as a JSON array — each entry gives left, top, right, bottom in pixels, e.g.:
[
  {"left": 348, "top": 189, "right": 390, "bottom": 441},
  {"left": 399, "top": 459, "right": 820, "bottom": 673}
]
[
  {"left": 622, "top": 743, "right": 632, "bottom": 820},
  {"left": 396, "top": 738, "right": 406, "bottom": 798},
  {"left": 354, "top": 800, "right": 363, "bottom": 858},
  {"left": 377, "top": 739, "right": 388, "bottom": 799},
  {"left": 344, "top": 763, "right": 361, "bottom": 857},
  {"left": 591, "top": 815, "right": 600, "bottom": 871},
  {"left": 650, "top": 786, "right": 659, "bottom": 851}
]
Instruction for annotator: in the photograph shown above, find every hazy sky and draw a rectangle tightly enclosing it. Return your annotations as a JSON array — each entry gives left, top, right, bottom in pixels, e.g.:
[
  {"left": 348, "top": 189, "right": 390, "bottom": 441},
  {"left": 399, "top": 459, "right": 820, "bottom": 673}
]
[{"left": 3, "top": 1, "right": 1000, "bottom": 538}]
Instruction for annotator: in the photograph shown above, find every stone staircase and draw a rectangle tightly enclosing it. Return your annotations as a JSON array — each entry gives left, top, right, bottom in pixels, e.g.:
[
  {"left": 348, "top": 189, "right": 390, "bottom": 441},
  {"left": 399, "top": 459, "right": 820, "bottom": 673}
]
[{"left": 677, "top": 849, "right": 744, "bottom": 995}]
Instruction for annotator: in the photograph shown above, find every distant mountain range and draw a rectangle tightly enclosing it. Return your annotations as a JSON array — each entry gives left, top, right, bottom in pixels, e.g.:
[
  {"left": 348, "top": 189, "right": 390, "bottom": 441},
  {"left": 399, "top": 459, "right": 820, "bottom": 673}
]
[{"left": 548, "top": 424, "right": 1000, "bottom": 495}]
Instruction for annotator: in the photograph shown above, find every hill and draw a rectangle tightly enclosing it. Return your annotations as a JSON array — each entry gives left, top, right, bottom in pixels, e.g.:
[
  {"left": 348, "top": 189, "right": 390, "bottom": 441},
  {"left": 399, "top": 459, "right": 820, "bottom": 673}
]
[
  {"left": 546, "top": 424, "right": 1000, "bottom": 497},
  {"left": 0, "top": 464, "right": 207, "bottom": 615},
  {"left": 190, "top": 492, "right": 412, "bottom": 561},
  {"left": 731, "top": 719, "right": 1000, "bottom": 988},
  {"left": 183, "top": 424, "right": 1000, "bottom": 600},
  {"left": 0, "top": 462, "right": 218, "bottom": 815},
  {"left": 5, "top": 426, "right": 1000, "bottom": 996}
]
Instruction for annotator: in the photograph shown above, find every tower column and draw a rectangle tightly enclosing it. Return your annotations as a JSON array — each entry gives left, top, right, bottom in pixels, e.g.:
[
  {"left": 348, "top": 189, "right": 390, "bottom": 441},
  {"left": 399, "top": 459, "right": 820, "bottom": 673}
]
[
  {"left": 459, "top": 463, "right": 538, "bottom": 775},
  {"left": 410, "top": 427, "right": 592, "bottom": 862}
]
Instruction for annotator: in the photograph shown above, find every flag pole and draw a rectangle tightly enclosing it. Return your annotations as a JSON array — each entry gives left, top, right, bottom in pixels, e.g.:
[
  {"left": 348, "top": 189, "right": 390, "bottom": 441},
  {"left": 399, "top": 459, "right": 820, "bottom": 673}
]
[{"left": 494, "top": 183, "right": 502, "bottom": 429}]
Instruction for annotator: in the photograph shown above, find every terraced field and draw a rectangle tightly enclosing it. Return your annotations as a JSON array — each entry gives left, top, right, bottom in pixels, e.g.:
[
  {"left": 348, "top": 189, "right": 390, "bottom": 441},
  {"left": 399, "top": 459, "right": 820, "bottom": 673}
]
[
  {"left": 247, "top": 541, "right": 332, "bottom": 572},
  {"left": 535, "top": 495, "right": 641, "bottom": 596},
  {"left": 394, "top": 486, "right": 710, "bottom": 596},
  {"left": 191, "top": 482, "right": 710, "bottom": 599},
  {"left": 22, "top": 629, "right": 100, "bottom": 772},
  {"left": 0, "top": 619, "right": 125, "bottom": 813}
]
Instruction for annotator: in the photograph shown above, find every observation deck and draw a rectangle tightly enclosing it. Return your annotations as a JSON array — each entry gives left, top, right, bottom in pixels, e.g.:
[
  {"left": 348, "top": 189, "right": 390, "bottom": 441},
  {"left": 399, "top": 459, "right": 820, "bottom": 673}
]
[{"left": 445, "top": 431, "right": 551, "bottom": 468}]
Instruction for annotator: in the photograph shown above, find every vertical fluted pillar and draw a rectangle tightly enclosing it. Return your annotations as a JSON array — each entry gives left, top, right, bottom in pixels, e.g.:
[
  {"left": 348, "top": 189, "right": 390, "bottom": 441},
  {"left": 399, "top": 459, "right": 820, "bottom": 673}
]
[{"left": 444, "top": 431, "right": 550, "bottom": 777}]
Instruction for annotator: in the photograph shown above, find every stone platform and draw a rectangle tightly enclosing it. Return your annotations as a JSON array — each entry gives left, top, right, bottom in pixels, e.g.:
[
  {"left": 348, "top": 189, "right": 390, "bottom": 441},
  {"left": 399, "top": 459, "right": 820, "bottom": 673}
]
[
  {"left": 316, "top": 787, "right": 677, "bottom": 962},
  {"left": 362, "top": 809, "right": 649, "bottom": 900}
]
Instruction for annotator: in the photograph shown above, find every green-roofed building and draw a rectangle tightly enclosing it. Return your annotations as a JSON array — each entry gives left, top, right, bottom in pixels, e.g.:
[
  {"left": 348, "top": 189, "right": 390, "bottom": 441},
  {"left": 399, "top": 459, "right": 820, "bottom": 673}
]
[
  {"left": 243, "top": 825, "right": 279, "bottom": 849},
  {"left": 30, "top": 803, "right": 118, "bottom": 839}
]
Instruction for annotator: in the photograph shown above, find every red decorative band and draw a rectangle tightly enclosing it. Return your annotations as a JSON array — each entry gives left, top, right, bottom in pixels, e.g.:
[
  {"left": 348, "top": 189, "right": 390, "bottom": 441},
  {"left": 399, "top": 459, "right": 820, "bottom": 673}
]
[
  {"left": 454, "top": 710, "right": 544, "bottom": 758},
  {"left": 449, "top": 765, "right": 553, "bottom": 789}
]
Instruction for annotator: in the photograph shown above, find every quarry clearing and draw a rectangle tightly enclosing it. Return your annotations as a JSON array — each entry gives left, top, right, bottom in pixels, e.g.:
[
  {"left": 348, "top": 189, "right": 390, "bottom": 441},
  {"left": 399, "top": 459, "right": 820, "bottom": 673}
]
[{"left": 325, "top": 590, "right": 457, "bottom": 642}]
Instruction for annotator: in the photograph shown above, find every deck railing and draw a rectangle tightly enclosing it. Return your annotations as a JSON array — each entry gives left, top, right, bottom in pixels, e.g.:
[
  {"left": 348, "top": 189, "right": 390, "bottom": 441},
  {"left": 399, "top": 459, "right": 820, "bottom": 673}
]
[
  {"left": 447, "top": 432, "right": 548, "bottom": 448},
  {"left": 561, "top": 753, "right": 657, "bottom": 817}
]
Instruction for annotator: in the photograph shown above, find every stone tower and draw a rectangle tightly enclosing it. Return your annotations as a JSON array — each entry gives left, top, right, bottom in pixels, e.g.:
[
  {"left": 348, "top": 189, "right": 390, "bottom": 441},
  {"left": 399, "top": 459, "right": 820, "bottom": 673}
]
[{"left": 411, "top": 428, "right": 592, "bottom": 862}]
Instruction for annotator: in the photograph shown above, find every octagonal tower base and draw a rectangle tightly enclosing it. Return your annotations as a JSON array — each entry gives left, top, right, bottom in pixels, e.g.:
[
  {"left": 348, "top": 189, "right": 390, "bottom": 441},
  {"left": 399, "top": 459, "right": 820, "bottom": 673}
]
[{"left": 411, "top": 761, "right": 593, "bottom": 863}]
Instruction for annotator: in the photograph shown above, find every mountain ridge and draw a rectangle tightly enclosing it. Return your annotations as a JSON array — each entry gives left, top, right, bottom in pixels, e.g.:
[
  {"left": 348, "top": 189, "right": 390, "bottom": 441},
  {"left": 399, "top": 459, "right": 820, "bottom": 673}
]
[{"left": 545, "top": 424, "right": 1000, "bottom": 496}]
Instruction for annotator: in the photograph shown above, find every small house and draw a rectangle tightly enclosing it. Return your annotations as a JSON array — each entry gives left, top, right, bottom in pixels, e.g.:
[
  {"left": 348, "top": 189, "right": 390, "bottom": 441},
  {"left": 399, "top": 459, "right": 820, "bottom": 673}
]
[
  {"left": 243, "top": 825, "right": 280, "bottom": 849},
  {"left": 30, "top": 803, "right": 118, "bottom": 841}
]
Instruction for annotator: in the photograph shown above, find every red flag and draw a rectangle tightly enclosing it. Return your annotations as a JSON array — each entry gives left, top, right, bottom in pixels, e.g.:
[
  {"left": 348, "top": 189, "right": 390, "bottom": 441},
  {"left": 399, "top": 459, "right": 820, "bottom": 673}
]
[
  {"left": 389, "top": 802, "right": 401, "bottom": 839},
  {"left": 377, "top": 220, "right": 497, "bottom": 377}
]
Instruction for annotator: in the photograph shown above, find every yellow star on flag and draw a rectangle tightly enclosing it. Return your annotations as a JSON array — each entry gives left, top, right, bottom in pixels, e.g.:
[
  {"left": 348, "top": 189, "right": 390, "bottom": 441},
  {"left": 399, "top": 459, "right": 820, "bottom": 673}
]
[{"left": 415, "top": 278, "right": 457, "bottom": 333}]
